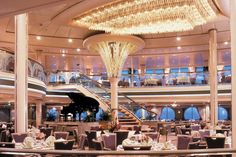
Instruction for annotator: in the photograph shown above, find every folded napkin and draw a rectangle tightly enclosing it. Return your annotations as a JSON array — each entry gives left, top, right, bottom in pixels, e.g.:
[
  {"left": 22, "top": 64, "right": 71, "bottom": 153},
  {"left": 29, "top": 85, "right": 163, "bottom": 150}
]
[
  {"left": 216, "top": 133, "right": 225, "bottom": 137},
  {"left": 55, "top": 138, "right": 66, "bottom": 142},
  {"left": 22, "top": 137, "right": 35, "bottom": 149},
  {"left": 45, "top": 136, "right": 56, "bottom": 148}
]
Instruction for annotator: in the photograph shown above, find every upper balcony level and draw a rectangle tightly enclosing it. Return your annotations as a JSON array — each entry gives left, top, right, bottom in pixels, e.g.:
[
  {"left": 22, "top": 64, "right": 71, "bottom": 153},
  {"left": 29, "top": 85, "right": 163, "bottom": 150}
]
[{"left": 0, "top": 49, "right": 46, "bottom": 101}]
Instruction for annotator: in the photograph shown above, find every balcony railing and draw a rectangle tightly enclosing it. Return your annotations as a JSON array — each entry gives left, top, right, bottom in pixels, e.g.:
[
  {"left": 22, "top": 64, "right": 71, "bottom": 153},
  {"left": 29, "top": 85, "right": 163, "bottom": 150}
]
[
  {"left": 0, "top": 49, "right": 46, "bottom": 83},
  {"left": 47, "top": 70, "right": 231, "bottom": 88}
]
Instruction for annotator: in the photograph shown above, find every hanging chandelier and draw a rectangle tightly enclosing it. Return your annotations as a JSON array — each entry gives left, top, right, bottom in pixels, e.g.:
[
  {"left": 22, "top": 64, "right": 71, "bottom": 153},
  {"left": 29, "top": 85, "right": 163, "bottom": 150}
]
[{"left": 74, "top": 0, "right": 219, "bottom": 35}]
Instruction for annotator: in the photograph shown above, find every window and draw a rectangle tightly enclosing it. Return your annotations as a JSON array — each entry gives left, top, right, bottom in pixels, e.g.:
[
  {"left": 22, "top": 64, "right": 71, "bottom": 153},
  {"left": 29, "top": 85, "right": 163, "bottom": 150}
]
[
  {"left": 135, "top": 108, "right": 150, "bottom": 119},
  {"left": 195, "top": 67, "right": 204, "bottom": 72},
  {"left": 49, "top": 74, "right": 57, "bottom": 82},
  {"left": 184, "top": 106, "right": 201, "bottom": 120},
  {"left": 160, "top": 107, "right": 175, "bottom": 121},
  {"left": 156, "top": 69, "right": 164, "bottom": 74},
  {"left": 223, "top": 65, "right": 231, "bottom": 77},
  {"left": 218, "top": 106, "right": 229, "bottom": 120},
  {"left": 122, "top": 70, "right": 129, "bottom": 75},
  {"left": 146, "top": 69, "right": 154, "bottom": 74},
  {"left": 180, "top": 67, "right": 189, "bottom": 73},
  {"left": 170, "top": 68, "right": 179, "bottom": 73}
]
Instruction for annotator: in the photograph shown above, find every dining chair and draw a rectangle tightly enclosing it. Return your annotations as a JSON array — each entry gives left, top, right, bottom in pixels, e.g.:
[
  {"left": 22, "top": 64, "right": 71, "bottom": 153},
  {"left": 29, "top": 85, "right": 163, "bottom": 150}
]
[
  {"left": 133, "top": 125, "right": 141, "bottom": 134},
  {"left": 199, "top": 130, "right": 210, "bottom": 141},
  {"left": 0, "top": 130, "right": 7, "bottom": 142},
  {"left": 92, "top": 139, "right": 103, "bottom": 150},
  {"left": 101, "top": 133, "right": 116, "bottom": 150},
  {"left": 54, "top": 140, "right": 75, "bottom": 150},
  {"left": 177, "top": 135, "right": 192, "bottom": 150},
  {"left": 143, "top": 132, "right": 159, "bottom": 142},
  {"left": 73, "top": 129, "right": 79, "bottom": 143},
  {"left": 54, "top": 131, "right": 69, "bottom": 140},
  {"left": 40, "top": 127, "right": 53, "bottom": 139},
  {"left": 11, "top": 133, "right": 28, "bottom": 143},
  {"left": 77, "top": 134, "right": 87, "bottom": 150},
  {"left": 175, "top": 126, "right": 182, "bottom": 135},
  {"left": 191, "top": 125, "right": 201, "bottom": 131},
  {"left": 205, "top": 136, "right": 225, "bottom": 148},
  {"left": 85, "top": 130, "right": 97, "bottom": 149},
  {"left": 114, "top": 131, "right": 129, "bottom": 146}
]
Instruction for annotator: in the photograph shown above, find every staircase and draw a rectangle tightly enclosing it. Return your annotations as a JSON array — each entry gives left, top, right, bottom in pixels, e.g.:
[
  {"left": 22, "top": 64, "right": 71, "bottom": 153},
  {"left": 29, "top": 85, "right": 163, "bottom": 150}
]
[
  {"left": 76, "top": 84, "right": 110, "bottom": 111},
  {"left": 118, "top": 105, "right": 140, "bottom": 128},
  {"left": 76, "top": 74, "right": 143, "bottom": 128}
]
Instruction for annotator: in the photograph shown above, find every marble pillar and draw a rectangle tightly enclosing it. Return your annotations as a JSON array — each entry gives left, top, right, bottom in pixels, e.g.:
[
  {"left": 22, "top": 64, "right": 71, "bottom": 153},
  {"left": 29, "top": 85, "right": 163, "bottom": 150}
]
[
  {"left": 208, "top": 29, "right": 218, "bottom": 126},
  {"left": 15, "top": 13, "right": 28, "bottom": 133}
]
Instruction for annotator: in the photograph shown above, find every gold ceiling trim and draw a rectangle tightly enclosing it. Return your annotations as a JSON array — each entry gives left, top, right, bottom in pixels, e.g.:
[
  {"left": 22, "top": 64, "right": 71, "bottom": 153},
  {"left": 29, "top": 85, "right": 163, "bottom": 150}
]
[{"left": 74, "top": 0, "right": 219, "bottom": 34}]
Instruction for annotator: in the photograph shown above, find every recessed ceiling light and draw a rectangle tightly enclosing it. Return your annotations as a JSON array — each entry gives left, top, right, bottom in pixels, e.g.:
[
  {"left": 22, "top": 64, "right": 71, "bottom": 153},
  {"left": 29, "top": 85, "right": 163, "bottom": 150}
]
[
  {"left": 68, "top": 38, "right": 73, "bottom": 43},
  {"left": 177, "top": 46, "right": 182, "bottom": 50},
  {"left": 62, "top": 54, "right": 65, "bottom": 57},
  {"left": 36, "top": 36, "right": 41, "bottom": 40},
  {"left": 224, "top": 41, "right": 229, "bottom": 45},
  {"left": 176, "top": 37, "right": 181, "bottom": 41},
  {"left": 76, "top": 48, "right": 81, "bottom": 52}
]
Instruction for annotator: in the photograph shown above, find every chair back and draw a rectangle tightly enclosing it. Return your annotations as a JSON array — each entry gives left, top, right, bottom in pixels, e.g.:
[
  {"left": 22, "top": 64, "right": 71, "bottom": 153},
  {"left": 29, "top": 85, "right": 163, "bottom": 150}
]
[
  {"left": 102, "top": 133, "right": 116, "bottom": 150},
  {"left": 205, "top": 137, "right": 225, "bottom": 148},
  {"left": 11, "top": 133, "right": 28, "bottom": 143},
  {"left": 78, "top": 134, "right": 87, "bottom": 150},
  {"left": 85, "top": 131, "right": 97, "bottom": 149},
  {"left": 73, "top": 129, "right": 79, "bottom": 143},
  {"left": 143, "top": 132, "right": 159, "bottom": 142},
  {"left": 54, "top": 140, "right": 74, "bottom": 150},
  {"left": 133, "top": 125, "right": 141, "bottom": 134},
  {"left": 191, "top": 125, "right": 200, "bottom": 131},
  {"left": 92, "top": 139, "right": 103, "bottom": 150},
  {"left": 0, "top": 130, "right": 7, "bottom": 142},
  {"left": 40, "top": 128, "right": 52, "bottom": 139},
  {"left": 54, "top": 131, "right": 69, "bottom": 140},
  {"left": 114, "top": 131, "right": 129, "bottom": 146},
  {"left": 199, "top": 130, "right": 210, "bottom": 140},
  {"left": 175, "top": 126, "right": 182, "bottom": 135},
  {"left": 177, "top": 135, "right": 192, "bottom": 150},
  {"left": 0, "top": 142, "right": 15, "bottom": 148}
]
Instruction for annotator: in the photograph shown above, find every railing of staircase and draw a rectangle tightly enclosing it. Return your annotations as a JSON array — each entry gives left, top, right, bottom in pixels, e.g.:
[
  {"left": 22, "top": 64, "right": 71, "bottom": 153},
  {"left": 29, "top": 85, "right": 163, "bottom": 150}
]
[{"left": 76, "top": 73, "right": 158, "bottom": 121}]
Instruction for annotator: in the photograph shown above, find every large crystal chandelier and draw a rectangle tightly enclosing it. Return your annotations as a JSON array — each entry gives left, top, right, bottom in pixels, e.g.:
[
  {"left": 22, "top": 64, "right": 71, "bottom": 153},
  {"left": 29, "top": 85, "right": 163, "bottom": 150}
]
[
  {"left": 74, "top": 0, "right": 219, "bottom": 34},
  {"left": 83, "top": 34, "right": 145, "bottom": 77}
]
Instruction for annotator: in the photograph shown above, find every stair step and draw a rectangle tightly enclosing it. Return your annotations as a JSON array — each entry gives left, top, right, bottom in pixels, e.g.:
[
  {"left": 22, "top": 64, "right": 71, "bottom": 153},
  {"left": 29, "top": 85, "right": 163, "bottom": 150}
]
[
  {"left": 119, "top": 122, "right": 139, "bottom": 125},
  {"left": 119, "top": 119, "right": 137, "bottom": 122},
  {"left": 118, "top": 116, "right": 133, "bottom": 119}
]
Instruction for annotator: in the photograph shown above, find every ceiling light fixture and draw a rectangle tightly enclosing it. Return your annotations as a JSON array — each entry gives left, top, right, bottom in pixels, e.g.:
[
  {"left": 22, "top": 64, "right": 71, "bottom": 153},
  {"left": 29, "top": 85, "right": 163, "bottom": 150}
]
[
  {"left": 68, "top": 38, "right": 73, "bottom": 43},
  {"left": 36, "top": 36, "right": 41, "bottom": 40},
  {"left": 76, "top": 48, "right": 81, "bottom": 52},
  {"left": 224, "top": 41, "right": 229, "bottom": 45},
  {"left": 74, "top": 0, "right": 218, "bottom": 34},
  {"left": 176, "top": 37, "right": 181, "bottom": 41},
  {"left": 177, "top": 46, "right": 182, "bottom": 50}
]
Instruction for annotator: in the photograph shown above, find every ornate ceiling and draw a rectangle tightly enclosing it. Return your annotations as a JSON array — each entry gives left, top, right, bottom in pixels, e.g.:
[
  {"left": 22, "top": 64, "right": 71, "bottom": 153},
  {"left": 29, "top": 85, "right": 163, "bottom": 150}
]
[{"left": 0, "top": 0, "right": 231, "bottom": 73}]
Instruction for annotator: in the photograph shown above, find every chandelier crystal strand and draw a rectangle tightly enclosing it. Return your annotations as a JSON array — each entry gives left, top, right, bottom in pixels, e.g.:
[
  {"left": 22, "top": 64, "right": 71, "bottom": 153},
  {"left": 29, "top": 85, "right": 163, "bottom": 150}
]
[
  {"left": 74, "top": 0, "right": 219, "bottom": 34},
  {"left": 94, "top": 41, "right": 135, "bottom": 77}
]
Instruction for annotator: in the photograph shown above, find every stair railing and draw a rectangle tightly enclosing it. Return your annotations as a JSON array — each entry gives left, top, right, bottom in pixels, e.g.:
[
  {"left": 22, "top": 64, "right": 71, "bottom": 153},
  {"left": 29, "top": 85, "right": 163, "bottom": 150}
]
[{"left": 76, "top": 73, "right": 158, "bottom": 121}]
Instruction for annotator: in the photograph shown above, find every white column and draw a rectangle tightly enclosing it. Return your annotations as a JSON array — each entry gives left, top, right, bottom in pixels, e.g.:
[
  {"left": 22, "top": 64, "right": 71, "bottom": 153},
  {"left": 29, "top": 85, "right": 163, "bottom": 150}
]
[
  {"left": 109, "top": 77, "right": 119, "bottom": 122},
  {"left": 36, "top": 102, "right": 42, "bottom": 128},
  {"left": 15, "top": 13, "right": 28, "bottom": 133},
  {"left": 208, "top": 29, "right": 218, "bottom": 127},
  {"left": 231, "top": 0, "right": 236, "bottom": 149}
]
